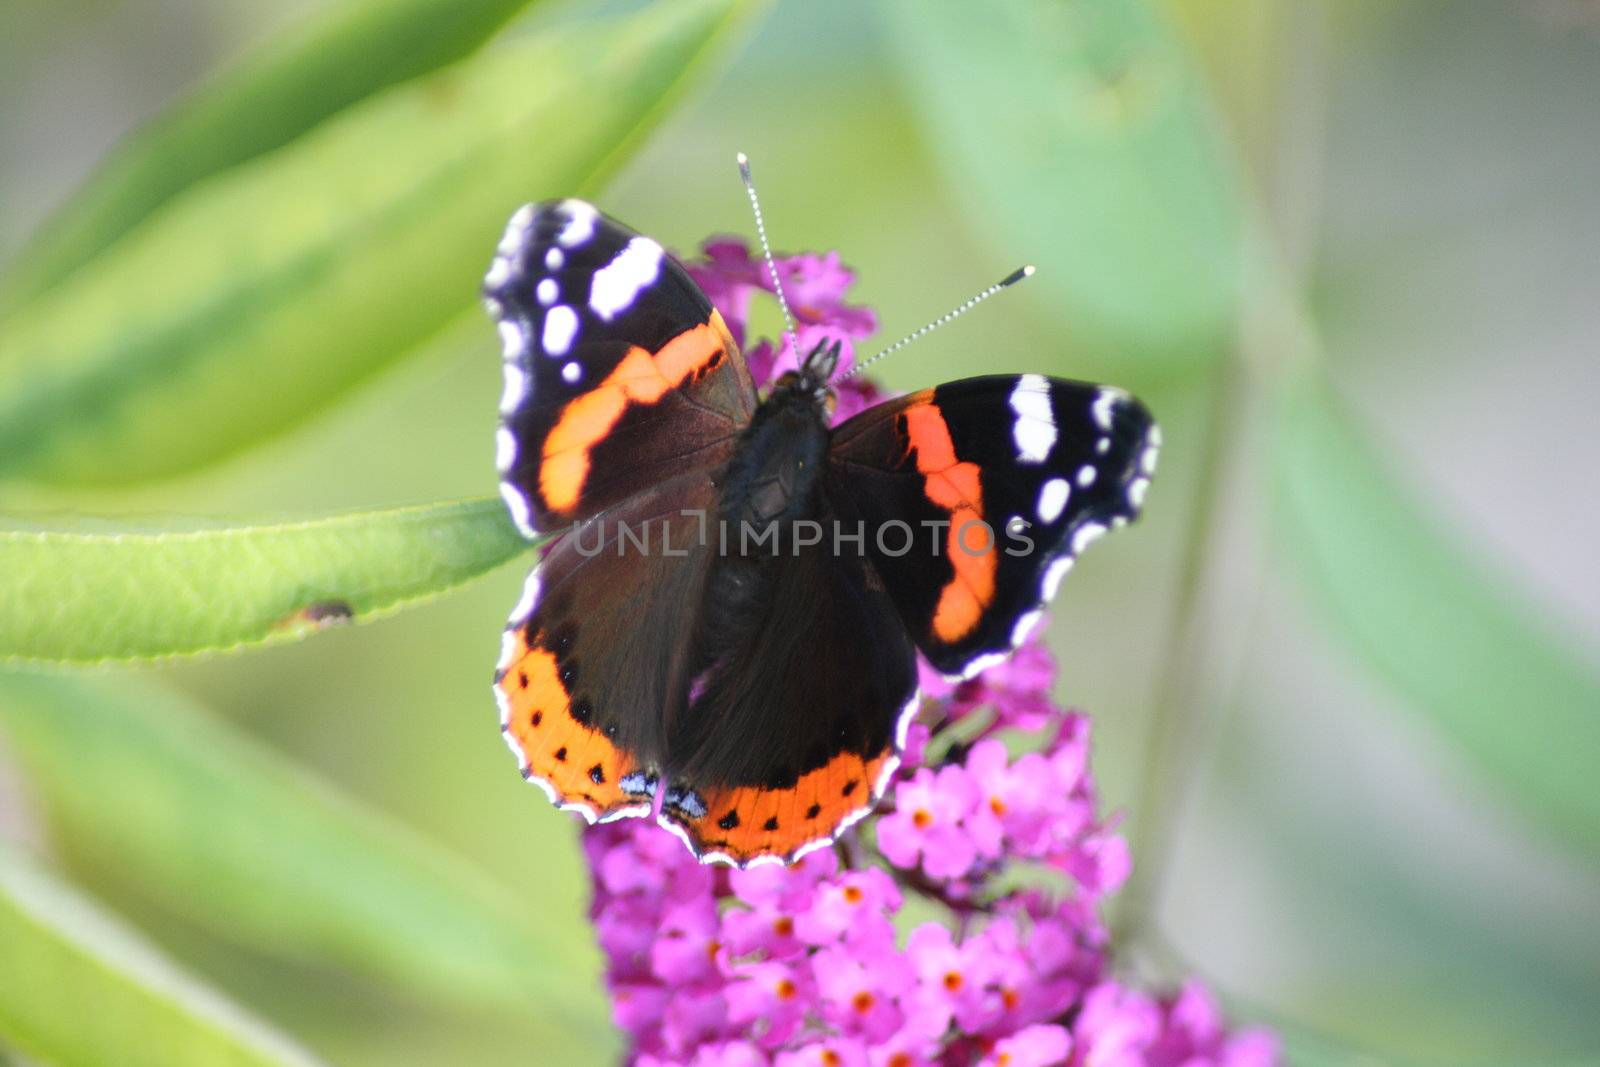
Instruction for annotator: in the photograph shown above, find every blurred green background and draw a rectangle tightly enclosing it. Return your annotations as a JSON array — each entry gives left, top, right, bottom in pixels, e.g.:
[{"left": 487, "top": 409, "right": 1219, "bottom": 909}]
[{"left": 1, "top": 0, "right": 1598, "bottom": 1064}]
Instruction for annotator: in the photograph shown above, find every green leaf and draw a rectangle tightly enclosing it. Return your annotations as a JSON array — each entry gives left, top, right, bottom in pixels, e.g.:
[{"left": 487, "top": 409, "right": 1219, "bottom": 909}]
[
  {"left": 0, "top": 0, "right": 765, "bottom": 486},
  {"left": 0, "top": 498, "right": 532, "bottom": 665},
  {"left": 0, "top": 842, "right": 325, "bottom": 1067},
  {"left": 0, "top": 672, "right": 608, "bottom": 1040},
  {"left": 1274, "top": 372, "right": 1600, "bottom": 859},
  {"left": 882, "top": 0, "right": 1243, "bottom": 377},
  {"left": 0, "top": 0, "right": 547, "bottom": 311}
]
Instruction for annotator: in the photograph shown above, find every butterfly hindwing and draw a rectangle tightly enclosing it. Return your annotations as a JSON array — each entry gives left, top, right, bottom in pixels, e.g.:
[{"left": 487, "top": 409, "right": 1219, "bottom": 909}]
[
  {"left": 825, "top": 375, "right": 1158, "bottom": 678},
  {"left": 657, "top": 542, "right": 920, "bottom": 866},
  {"left": 496, "top": 471, "right": 722, "bottom": 823},
  {"left": 486, "top": 199, "right": 756, "bottom": 535}
]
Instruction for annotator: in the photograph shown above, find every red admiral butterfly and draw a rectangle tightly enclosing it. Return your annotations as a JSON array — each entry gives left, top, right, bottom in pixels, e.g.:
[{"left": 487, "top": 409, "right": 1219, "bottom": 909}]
[{"left": 486, "top": 176, "right": 1157, "bottom": 868}]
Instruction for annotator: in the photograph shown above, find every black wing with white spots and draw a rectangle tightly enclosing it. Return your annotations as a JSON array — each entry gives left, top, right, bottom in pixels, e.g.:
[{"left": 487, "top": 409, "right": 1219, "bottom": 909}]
[
  {"left": 824, "top": 374, "right": 1159, "bottom": 679},
  {"left": 484, "top": 199, "right": 756, "bottom": 536}
]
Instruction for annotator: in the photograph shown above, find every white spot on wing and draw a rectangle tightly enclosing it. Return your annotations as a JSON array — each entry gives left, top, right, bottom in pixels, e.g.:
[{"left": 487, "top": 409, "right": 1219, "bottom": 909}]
[
  {"left": 557, "top": 200, "right": 598, "bottom": 247},
  {"left": 893, "top": 688, "right": 922, "bottom": 752},
  {"left": 1009, "top": 374, "right": 1056, "bottom": 463},
  {"left": 542, "top": 305, "right": 578, "bottom": 356},
  {"left": 589, "top": 237, "right": 664, "bottom": 320},
  {"left": 494, "top": 427, "right": 517, "bottom": 472},
  {"left": 536, "top": 278, "right": 558, "bottom": 306},
  {"left": 559, "top": 800, "right": 599, "bottom": 825},
  {"left": 1071, "top": 521, "right": 1107, "bottom": 555},
  {"left": 597, "top": 805, "right": 651, "bottom": 824},
  {"left": 1076, "top": 465, "right": 1097, "bottom": 489},
  {"left": 1042, "top": 555, "right": 1074, "bottom": 600},
  {"left": 1092, "top": 387, "right": 1124, "bottom": 431},
  {"left": 561, "top": 361, "right": 582, "bottom": 384},
  {"left": 498, "top": 320, "right": 524, "bottom": 359},
  {"left": 484, "top": 256, "right": 511, "bottom": 289},
  {"left": 498, "top": 204, "right": 534, "bottom": 256},
  {"left": 496, "top": 630, "right": 520, "bottom": 674},
  {"left": 499, "top": 481, "right": 536, "bottom": 538},
  {"left": 1010, "top": 609, "right": 1044, "bottom": 649},
  {"left": 510, "top": 572, "right": 541, "bottom": 625},
  {"left": 545, "top": 247, "right": 564, "bottom": 271},
  {"left": 1141, "top": 424, "right": 1161, "bottom": 475},
  {"left": 500, "top": 364, "right": 529, "bottom": 413},
  {"left": 1037, "top": 478, "right": 1071, "bottom": 523},
  {"left": 1129, "top": 476, "right": 1150, "bottom": 508}
]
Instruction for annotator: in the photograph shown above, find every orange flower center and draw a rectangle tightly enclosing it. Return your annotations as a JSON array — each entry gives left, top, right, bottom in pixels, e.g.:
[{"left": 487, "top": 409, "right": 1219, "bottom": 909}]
[
  {"left": 852, "top": 991, "right": 876, "bottom": 1013},
  {"left": 776, "top": 978, "right": 797, "bottom": 1000},
  {"left": 943, "top": 971, "right": 964, "bottom": 992},
  {"left": 912, "top": 809, "right": 933, "bottom": 829},
  {"left": 772, "top": 916, "right": 794, "bottom": 937},
  {"left": 989, "top": 795, "right": 1007, "bottom": 815},
  {"left": 843, "top": 885, "right": 864, "bottom": 904}
]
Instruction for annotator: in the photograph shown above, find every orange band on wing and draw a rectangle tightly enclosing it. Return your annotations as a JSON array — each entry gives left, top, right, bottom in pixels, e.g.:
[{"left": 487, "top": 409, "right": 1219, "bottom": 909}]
[
  {"left": 539, "top": 311, "right": 732, "bottom": 515},
  {"left": 663, "top": 749, "right": 893, "bottom": 865},
  {"left": 903, "top": 402, "right": 995, "bottom": 643},
  {"left": 498, "top": 628, "right": 645, "bottom": 821}
]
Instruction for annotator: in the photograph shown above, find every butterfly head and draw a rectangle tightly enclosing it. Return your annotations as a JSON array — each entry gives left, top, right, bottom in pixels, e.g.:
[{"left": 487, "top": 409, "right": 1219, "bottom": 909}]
[
  {"left": 769, "top": 336, "right": 841, "bottom": 418},
  {"left": 799, "top": 336, "right": 843, "bottom": 389}
]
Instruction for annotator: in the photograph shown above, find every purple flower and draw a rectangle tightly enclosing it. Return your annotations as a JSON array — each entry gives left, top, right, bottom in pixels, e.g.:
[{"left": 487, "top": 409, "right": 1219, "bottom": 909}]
[
  {"left": 812, "top": 945, "right": 909, "bottom": 1043},
  {"left": 876, "top": 764, "right": 981, "bottom": 880},
  {"left": 979, "top": 1024, "right": 1071, "bottom": 1067},
  {"left": 573, "top": 240, "right": 1280, "bottom": 1067},
  {"left": 793, "top": 868, "right": 901, "bottom": 949}
]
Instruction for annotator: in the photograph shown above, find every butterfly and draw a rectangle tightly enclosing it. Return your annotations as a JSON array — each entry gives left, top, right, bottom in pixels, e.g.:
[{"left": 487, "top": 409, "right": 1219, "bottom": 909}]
[{"left": 485, "top": 196, "right": 1158, "bottom": 867}]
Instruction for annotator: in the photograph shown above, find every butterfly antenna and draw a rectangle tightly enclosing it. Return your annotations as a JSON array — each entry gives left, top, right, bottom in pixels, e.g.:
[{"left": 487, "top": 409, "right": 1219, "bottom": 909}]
[
  {"left": 842, "top": 265, "right": 1036, "bottom": 380},
  {"left": 736, "top": 152, "right": 801, "bottom": 358}
]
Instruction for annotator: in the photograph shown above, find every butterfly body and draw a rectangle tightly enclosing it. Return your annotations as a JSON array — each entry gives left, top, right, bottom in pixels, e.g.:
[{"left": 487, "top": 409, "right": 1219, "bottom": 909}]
[
  {"left": 486, "top": 199, "right": 1158, "bottom": 866},
  {"left": 714, "top": 370, "right": 834, "bottom": 537}
]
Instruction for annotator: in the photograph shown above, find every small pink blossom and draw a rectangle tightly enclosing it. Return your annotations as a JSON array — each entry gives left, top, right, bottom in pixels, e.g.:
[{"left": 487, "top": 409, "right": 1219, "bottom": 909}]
[
  {"left": 980, "top": 1023, "right": 1071, "bottom": 1067},
  {"left": 650, "top": 899, "right": 723, "bottom": 984},
  {"left": 877, "top": 765, "right": 981, "bottom": 879},
  {"left": 812, "top": 946, "right": 909, "bottom": 1043},
  {"left": 794, "top": 868, "right": 901, "bottom": 949},
  {"left": 724, "top": 961, "right": 811, "bottom": 1049}
]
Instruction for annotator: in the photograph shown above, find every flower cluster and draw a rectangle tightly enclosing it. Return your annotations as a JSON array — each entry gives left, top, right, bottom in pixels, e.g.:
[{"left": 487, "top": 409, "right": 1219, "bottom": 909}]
[{"left": 582, "top": 239, "right": 1278, "bottom": 1067}]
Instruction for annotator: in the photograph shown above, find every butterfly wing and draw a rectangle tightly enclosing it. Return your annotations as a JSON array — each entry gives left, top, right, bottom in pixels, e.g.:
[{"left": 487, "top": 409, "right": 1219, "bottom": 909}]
[
  {"left": 495, "top": 471, "right": 722, "bottom": 823},
  {"left": 485, "top": 199, "right": 756, "bottom": 536},
  {"left": 825, "top": 375, "right": 1158, "bottom": 678},
  {"left": 656, "top": 544, "right": 920, "bottom": 866}
]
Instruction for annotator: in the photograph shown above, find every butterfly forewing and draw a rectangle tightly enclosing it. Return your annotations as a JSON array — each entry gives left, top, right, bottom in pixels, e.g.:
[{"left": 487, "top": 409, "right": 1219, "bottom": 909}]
[
  {"left": 486, "top": 199, "right": 756, "bottom": 535},
  {"left": 825, "top": 375, "right": 1158, "bottom": 678}
]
